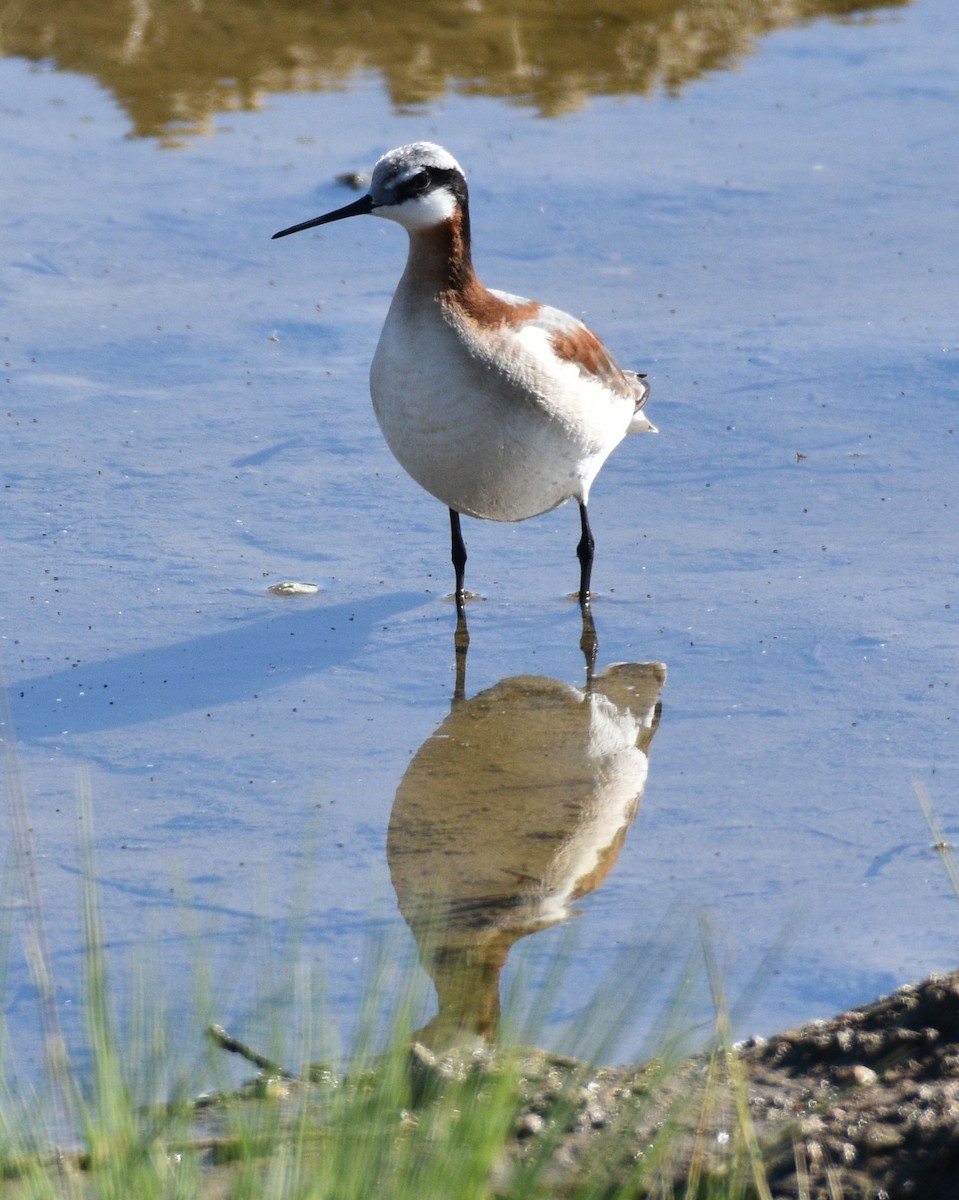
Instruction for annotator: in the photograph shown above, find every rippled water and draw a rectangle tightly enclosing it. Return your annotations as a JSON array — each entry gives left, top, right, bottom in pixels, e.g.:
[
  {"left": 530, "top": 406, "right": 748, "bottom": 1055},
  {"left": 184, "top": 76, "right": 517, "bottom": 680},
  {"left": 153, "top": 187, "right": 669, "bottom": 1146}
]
[{"left": 2, "top": 0, "right": 957, "bottom": 1087}]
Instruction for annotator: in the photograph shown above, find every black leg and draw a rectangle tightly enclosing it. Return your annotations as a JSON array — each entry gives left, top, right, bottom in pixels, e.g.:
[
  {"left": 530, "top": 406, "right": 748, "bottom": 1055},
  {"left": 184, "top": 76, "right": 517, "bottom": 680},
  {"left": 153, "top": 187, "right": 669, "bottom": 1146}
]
[
  {"left": 449, "top": 508, "right": 467, "bottom": 618},
  {"left": 576, "top": 502, "right": 594, "bottom": 609}
]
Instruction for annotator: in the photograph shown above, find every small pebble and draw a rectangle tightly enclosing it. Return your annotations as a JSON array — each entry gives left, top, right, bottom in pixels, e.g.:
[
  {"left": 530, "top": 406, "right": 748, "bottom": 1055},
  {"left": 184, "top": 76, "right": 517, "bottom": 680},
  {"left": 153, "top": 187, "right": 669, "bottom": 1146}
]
[{"left": 515, "top": 1112, "right": 545, "bottom": 1138}]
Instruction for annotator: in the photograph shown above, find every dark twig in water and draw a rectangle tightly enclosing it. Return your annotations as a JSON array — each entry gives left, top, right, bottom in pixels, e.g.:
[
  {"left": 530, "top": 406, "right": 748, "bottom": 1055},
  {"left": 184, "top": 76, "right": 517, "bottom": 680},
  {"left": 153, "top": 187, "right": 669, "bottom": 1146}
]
[{"left": 207, "top": 1023, "right": 296, "bottom": 1079}]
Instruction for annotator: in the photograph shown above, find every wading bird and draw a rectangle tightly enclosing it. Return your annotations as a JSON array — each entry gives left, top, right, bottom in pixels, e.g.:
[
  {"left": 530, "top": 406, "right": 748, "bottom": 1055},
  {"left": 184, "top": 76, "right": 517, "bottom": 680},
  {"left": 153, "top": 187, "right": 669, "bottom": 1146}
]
[{"left": 273, "top": 142, "right": 655, "bottom": 617}]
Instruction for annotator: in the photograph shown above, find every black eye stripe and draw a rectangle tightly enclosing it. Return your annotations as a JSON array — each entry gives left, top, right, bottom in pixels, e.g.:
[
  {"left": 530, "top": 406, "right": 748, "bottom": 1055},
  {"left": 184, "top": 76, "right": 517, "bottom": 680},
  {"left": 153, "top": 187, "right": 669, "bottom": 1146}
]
[
  {"left": 396, "top": 165, "right": 468, "bottom": 205},
  {"left": 423, "top": 167, "right": 459, "bottom": 189}
]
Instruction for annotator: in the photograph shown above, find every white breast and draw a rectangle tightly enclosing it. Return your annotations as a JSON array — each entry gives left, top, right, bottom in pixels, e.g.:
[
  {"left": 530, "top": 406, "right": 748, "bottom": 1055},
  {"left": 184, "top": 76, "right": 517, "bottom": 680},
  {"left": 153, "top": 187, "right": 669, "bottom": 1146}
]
[{"left": 369, "top": 291, "right": 635, "bottom": 522}]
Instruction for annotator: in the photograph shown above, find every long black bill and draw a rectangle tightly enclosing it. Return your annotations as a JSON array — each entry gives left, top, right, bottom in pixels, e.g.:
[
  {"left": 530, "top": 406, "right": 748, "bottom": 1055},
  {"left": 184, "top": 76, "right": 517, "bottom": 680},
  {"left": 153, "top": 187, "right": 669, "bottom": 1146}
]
[{"left": 272, "top": 193, "right": 374, "bottom": 240}]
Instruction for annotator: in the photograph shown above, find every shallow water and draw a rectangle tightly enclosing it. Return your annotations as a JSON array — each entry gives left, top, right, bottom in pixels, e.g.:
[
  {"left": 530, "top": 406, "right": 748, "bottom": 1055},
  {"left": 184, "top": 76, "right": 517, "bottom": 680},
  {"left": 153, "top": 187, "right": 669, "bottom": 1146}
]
[{"left": 2, "top": 0, "right": 957, "bottom": 1087}]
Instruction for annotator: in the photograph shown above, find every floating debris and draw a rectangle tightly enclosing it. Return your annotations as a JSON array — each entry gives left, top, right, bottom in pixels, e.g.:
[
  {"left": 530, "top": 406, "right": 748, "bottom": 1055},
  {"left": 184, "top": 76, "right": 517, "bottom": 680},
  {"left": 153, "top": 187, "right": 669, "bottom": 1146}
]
[{"left": 268, "top": 581, "right": 319, "bottom": 597}]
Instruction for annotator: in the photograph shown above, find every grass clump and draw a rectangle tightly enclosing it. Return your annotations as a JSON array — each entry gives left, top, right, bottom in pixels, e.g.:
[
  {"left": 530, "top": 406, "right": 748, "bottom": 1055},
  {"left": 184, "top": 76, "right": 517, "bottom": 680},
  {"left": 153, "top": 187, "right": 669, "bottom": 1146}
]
[
  {"left": 2, "top": 778, "right": 774, "bottom": 1198},
  {"left": 1, "top": 893, "right": 773, "bottom": 1200}
]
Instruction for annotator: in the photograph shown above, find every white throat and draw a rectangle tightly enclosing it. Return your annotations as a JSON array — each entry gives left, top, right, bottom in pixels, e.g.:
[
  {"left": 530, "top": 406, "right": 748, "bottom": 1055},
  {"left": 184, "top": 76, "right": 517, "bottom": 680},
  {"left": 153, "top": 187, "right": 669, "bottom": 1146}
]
[{"left": 375, "top": 187, "right": 458, "bottom": 232}]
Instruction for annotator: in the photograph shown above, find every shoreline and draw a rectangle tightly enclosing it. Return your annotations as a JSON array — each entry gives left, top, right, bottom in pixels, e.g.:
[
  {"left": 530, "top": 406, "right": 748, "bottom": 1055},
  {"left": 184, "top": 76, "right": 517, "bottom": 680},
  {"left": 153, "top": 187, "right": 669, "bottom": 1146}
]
[{"left": 406, "top": 967, "right": 959, "bottom": 1197}]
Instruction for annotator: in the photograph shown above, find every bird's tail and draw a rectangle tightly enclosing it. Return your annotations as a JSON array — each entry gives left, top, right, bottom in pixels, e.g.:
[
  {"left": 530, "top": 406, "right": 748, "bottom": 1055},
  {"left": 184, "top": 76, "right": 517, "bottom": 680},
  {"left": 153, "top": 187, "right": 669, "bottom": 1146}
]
[{"left": 625, "top": 371, "right": 656, "bottom": 434}]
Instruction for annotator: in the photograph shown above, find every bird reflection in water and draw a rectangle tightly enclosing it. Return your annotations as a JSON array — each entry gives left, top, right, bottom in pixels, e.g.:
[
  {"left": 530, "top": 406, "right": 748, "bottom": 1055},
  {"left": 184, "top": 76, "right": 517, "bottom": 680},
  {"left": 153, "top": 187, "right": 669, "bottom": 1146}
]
[
  {"left": 387, "top": 638, "right": 666, "bottom": 1049},
  {"left": 455, "top": 607, "right": 600, "bottom": 697}
]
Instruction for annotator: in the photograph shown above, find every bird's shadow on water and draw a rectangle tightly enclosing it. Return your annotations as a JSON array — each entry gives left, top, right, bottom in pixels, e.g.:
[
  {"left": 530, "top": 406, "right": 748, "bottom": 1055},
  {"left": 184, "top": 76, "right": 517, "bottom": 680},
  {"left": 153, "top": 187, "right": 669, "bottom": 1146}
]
[{"left": 7, "top": 592, "right": 423, "bottom": 740}]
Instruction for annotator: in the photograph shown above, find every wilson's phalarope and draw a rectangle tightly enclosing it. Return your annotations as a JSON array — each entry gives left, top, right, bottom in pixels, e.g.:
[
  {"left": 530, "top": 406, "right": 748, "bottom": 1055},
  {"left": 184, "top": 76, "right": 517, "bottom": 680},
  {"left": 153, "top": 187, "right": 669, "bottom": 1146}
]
[{"left": 273, "top": 142, "right": 656, "bottom": 616}]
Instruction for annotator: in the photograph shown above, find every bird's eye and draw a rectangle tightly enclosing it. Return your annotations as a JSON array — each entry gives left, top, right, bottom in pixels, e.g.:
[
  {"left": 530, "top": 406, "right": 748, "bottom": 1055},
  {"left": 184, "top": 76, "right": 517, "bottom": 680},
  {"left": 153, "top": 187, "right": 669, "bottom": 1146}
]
[{"left": 407, "top": 169, "right": 430, "bottom": 194}]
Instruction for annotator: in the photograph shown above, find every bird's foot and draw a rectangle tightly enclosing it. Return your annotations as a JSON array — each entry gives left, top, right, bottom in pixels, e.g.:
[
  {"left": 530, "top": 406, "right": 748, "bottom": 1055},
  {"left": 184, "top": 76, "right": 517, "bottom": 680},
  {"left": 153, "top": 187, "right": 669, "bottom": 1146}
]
[{"left": 447, "top": 589, "right": 483, "bottom": 613}]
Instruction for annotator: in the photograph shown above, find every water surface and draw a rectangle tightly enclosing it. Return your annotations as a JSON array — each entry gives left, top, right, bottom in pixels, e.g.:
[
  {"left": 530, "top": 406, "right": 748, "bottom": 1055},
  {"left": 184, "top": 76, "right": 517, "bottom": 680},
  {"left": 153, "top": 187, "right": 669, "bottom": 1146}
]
[{"left": 2, "top": 0, "right": 957, "bottom": 1086}]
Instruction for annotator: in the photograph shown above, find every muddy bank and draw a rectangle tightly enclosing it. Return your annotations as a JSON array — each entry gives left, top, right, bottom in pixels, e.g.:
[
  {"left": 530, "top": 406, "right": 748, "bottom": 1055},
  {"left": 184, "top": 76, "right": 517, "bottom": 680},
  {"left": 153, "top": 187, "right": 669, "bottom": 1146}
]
[{"left": 405, "top": 968, "right": 959, "bottom": 1198}]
